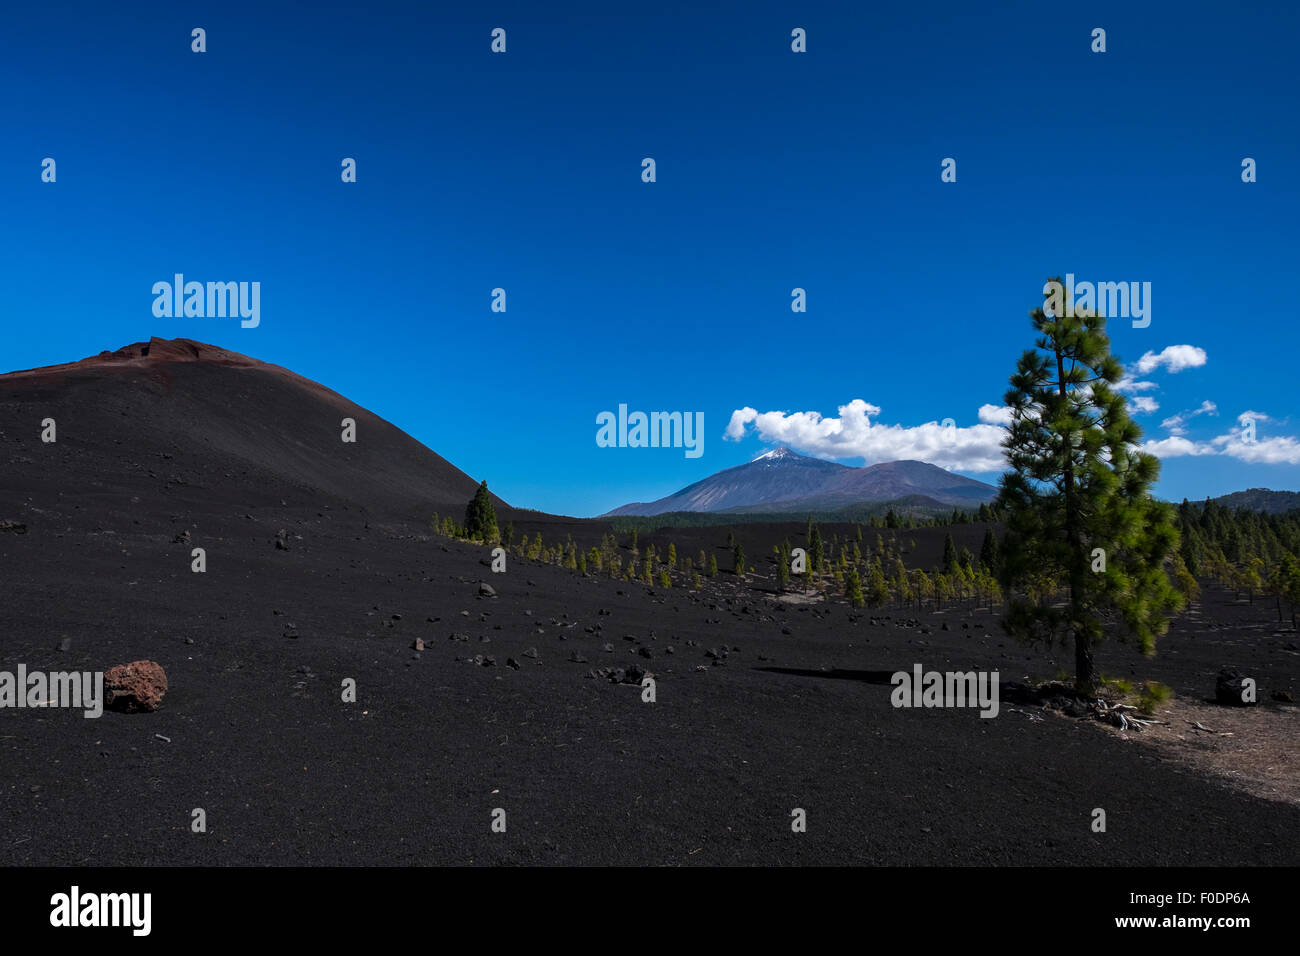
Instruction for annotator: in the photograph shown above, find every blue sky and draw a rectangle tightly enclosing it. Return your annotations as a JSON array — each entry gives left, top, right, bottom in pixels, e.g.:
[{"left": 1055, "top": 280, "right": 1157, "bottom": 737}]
[{"left": 2, "top": 0, "right": 1297, "bottom": 517}]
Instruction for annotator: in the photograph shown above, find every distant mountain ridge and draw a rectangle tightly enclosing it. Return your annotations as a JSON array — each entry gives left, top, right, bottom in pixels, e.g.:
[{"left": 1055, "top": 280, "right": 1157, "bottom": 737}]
[
  {"left": 604, "top": 446, "right": 999, "bottom": 516},
  {"left": 1208, "top": 488, "right": 1300, "bottom": 514}
]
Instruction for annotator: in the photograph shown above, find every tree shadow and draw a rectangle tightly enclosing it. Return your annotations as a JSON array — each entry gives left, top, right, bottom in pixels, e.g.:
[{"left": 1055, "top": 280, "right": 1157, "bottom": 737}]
[{"left": 755, "top": 666, "right": 897, "bottom": 685}]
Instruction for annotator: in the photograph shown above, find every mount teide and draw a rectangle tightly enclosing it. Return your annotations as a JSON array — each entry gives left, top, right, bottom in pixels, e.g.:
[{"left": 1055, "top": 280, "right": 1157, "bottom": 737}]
[{"left": 604, "top": 445, "right": 999, "bottom": 516}]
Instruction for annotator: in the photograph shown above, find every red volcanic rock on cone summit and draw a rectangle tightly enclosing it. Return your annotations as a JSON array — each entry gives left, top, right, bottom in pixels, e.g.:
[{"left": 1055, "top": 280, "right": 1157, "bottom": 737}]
[{"left": 1, "top": 337, "right": 264, "bottom": 379}]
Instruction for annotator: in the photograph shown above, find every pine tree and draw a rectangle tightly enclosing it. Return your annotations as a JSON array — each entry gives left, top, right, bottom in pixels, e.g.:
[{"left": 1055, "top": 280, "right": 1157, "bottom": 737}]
[
  {"left": 708, "top": 553, "right": 718, "bottom": 577},
  {"left": 866, "top": 563, "right": 889, "bottom": 607},
  {"left": 942, "top": 533, "right": 958, "bottom": 575},
  {"left": 998, "top": 276, "right": 1183, "bottom": 693},
  {"left": 463, "top": 480, "right": 499, "bottom": 543},
  {"left": 915, "top": 569, "right": 933, "bottom": 610},
  {"left": 733, "top": 543, "right": 746, "bottom": 578},
  {"left": 844, "top": 564, "right": 864, "bottom": 606},
  {"left": 980, "top": 528, "right": 1001, "bottom": 575}
]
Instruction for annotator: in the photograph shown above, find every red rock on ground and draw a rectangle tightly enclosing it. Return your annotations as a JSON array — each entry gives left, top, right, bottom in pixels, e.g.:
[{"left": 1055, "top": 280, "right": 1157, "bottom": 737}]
[{"left": 104, "top": 661, "right": 168, "bottom": 713}]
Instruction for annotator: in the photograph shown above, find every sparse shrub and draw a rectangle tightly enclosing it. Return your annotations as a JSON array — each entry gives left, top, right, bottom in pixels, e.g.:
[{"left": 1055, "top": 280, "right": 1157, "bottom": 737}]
[
  {"left": 1099, "top": 674, "right": 1134, "bottom": 696},
  {"left": 1137, "top": 681, "right": 1173, "bottom": 716}
]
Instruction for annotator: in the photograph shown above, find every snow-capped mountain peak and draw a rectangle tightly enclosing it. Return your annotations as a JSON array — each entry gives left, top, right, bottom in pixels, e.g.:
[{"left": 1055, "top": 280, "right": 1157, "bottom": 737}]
[{"left": 751, "top": 445, "right": 799, "bottom": 462}]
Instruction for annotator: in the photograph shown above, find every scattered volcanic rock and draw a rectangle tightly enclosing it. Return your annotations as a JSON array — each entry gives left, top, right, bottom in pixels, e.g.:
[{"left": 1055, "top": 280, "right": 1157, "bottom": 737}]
[
  {"left": 275, "top": 529, "right": 290, "bottom": 550},
  {"left": 411, "top": 638, "right": 425, "bottom": 651},
  {"left": 104, "top": 661, "right": 168, "bottom": 713},
  {"left": 0, "top": 520, "right": 27, "bottom": 534},
  {"left": 479, "top": 583, "right": 497, "bottom": 597}
]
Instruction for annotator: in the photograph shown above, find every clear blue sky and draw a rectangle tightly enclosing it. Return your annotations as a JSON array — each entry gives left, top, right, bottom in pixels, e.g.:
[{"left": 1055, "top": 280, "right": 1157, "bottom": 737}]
[{"left": 3, "top": 0, "right": 1297, "bottom": 516}]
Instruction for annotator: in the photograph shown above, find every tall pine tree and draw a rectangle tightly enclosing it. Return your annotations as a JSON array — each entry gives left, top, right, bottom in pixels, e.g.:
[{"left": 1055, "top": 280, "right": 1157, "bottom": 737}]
[{"left": 997, "top": 277, "right": 1183, "bottom": 692}]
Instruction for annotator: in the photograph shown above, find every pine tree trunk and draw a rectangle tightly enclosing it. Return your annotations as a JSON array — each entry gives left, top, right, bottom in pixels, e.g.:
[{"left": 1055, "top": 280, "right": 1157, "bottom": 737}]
[
  {"left": 1058, "top": 350, "right": 1094, "bottom": 694},
  {"left": 1075, "top": 634, "right": 1094, "bottom": 694}
]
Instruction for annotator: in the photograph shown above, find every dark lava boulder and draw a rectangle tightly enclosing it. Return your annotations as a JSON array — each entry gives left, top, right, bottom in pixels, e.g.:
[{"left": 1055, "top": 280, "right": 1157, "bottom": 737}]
[{"left": 1216, "top": 668, "right": 1255, "bottom": 707}]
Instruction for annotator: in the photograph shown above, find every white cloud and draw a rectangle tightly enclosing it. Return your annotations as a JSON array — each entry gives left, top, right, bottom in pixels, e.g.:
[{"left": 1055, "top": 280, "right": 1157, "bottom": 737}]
[
  {"left": 1133, "top": 345, "right": 1208, "bottom": 375},
  {"left": 1141, "top": 435, "right": 1214, "bottom": 458},
  {"left": 1160, "top": 400, "right": 1217, "bottom": 435},
  {"left": 1213, "top": 433, "right": 1300, "bottom": 464},
  {"left": 724, "top": 399, "right": 1006, "bottom": 471},
  {"left": 1143, "top": 411, "right": 1300, "bottom": 464},
  {"left": 978, "top": 404, "right": 1013, "bottom": 425},
  {"left": 1115, "top": 377, "right": 1158, "bottom": 394},
  {"left": 724, "top": 396, "right": 1300, "bottom": 474},
  {"left": 1130, "top": 396, "right": 1159, "bottom": 415}
]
